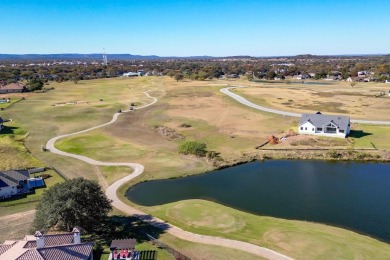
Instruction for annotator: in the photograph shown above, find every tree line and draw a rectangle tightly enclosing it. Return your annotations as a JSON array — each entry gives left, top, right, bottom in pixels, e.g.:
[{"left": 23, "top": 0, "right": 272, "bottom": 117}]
[{"left": 1, "top": 55, "right": 390, "bottom": 85}]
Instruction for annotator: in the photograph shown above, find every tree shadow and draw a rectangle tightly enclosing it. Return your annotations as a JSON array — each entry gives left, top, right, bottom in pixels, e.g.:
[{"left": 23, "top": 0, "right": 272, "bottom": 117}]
[
  {"left": 0, "top": 126, "right": 19, "bottom": 135},
  {"left": 349, "top": 130, "right": 372, "bottom": 138},
  {"left": 88, "top": 213, "right": 170, "bottom": 259},
  {"left": 89, "top": 214, "right": 169, "bottom": 246}
]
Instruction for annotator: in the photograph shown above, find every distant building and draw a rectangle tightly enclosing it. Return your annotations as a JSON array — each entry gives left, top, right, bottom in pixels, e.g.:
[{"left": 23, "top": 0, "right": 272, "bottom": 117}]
[
  {"left": 293, "top": 74, "right": 310, "bottom": 80},
  {"left": 385, "top": 80, "right": 390, "bottom": 84},
  {"left": 0, "top": 228, "right": 93, "bottom": 259},
  {"left": 123, "top": 72, "right": 141, "bottom": 77},
  {"left": 137, "top": 70, "right": 146, "bottom": 76},
  {"left": 298, "top": 112, "right": 350, "bottom": 138},
  {"left": 0, "top": 82, "right": 26, "bottom": 94}
]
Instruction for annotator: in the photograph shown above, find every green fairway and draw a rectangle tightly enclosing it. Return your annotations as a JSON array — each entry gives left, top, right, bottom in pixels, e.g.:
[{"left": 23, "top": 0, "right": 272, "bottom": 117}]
[
  {"left": 0, "top": 96, "right": 23, "bottom": 109},
  {"left": 143, "top": 199, "right": 390, "bottom": 260}
]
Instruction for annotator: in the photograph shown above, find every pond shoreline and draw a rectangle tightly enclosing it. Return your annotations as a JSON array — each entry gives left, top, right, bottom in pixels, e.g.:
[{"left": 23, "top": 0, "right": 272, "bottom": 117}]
[
  {"left": 127, "top": 159, "right": 390, "bottom": 243},
  {"left": 210, "top": 149, "right": 390, "bottom": 170}
]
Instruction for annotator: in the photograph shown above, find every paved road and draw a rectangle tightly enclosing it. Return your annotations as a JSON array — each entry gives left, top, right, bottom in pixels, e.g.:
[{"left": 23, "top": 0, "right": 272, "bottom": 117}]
[
  {"left": 46, "top": 90, "right": 293, "bottom": 260},
  {"left": 221, "top": 86, "right": 390, "bottom": 125}
]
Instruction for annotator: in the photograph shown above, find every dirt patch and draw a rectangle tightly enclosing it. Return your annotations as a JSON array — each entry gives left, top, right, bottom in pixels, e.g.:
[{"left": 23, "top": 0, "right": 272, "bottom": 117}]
[{"left": 153, "top": 125, "right": 184, "bottom": 140}]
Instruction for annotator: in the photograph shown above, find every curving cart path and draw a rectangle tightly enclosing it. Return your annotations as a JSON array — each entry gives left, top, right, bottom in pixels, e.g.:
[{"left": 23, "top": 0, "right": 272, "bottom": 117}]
[
  {"left": 221, "top": 86, "right": 390, "bottom": 125},
  {"left": 46, "top": 90, "right": 293, "bottom": 260}
]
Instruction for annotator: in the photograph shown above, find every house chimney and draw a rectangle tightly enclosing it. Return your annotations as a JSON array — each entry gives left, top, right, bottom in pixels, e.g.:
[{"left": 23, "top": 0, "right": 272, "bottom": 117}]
[
  {"left": 72, "top": 227, "right": 81, "bottom": 244},
  {"left": 34, "top": 231, "right": 45, "bottom": 249}
]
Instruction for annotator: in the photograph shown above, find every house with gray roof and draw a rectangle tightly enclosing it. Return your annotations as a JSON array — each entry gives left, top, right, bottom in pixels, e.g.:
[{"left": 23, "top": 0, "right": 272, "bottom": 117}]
[
  {"left": 0, "top": 170, "right": 45, "bottom": 199},
  {"left": 0, "top": 227, "right": 93, "bottom": 260},
  {"left": 298, "top": 112, "right": 350, "bottom": 138},
  {"left": 0, "top": 170, "right": 30, "bottom": 198},
  {"left": 0, "top": 117, "right": 5, "bottom": 131}
]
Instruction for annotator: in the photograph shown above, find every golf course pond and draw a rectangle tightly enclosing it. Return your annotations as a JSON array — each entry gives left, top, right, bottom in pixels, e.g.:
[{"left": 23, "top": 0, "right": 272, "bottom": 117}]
[{"left": 126, "top": 160, "right": 390, "bottom": 242}]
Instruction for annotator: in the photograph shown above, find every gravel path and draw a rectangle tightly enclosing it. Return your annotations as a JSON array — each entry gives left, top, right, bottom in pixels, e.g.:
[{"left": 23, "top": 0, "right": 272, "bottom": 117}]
[
  {"left": 46, "top": 90, "right": 293, "bottom": 260},
  {"left": 221, "top": 86, "right": 390, "bottom": 125}
]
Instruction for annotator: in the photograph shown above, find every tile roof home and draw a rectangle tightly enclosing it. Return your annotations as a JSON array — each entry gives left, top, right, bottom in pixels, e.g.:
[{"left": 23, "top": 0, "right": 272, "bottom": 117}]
[
  {"left": 0, "top": 228, "right": 93, "bottom": 260},
  {"left": 0, "top": 82, "right": 26, "bottom": 94},
  {"left": 298, "top": 112, "right": 351, "bottom": 138}
]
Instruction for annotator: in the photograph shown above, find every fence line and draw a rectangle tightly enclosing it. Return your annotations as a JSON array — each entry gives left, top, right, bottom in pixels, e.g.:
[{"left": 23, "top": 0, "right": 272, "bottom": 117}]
[
  {"left": 51, "top": 166, "right": 69, "bottom": 180},
  {"left": 143, "top": 232, "right": 191, "bottom": 260}
]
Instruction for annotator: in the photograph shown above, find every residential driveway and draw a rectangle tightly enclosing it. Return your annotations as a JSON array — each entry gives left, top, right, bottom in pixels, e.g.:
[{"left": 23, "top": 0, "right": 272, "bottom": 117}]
[
  {"left": 221, "top": 86, "right": 390, "bottom": 125},
  {"left": 46, "top": 90, "right": 293, "bottom": 260}
]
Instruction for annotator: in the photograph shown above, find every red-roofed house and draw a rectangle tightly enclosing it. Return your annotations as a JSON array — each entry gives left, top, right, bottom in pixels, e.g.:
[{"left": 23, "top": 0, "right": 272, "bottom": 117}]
[{"left": 0, "top": 82, "right": 26, "bottom": 94}]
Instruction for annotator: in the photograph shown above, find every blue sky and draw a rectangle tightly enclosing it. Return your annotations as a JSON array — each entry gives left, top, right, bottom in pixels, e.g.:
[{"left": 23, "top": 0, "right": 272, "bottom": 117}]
[{"left": 1, "top": 0, "right": 389, "bottom": 56}]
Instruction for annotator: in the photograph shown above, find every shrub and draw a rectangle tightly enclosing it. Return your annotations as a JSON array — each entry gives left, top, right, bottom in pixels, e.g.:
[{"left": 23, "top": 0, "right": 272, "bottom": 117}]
[
  {"left": 178, "top": 140, "right": 207, "bottom": 157},
  {"left": 327, "top": 150, "right": 341, "bottom": 159},
  {"left": 179, "top": 123, "right": 192, "bottom": 128}
]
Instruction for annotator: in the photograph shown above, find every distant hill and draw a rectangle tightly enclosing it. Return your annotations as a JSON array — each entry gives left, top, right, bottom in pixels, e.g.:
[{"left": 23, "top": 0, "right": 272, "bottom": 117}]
[
  {"left": 0, "top": 53, "right": 388, "bottom": 61},
  {"left": 0, "top": 53, "right": 216, "bottom": 61}
]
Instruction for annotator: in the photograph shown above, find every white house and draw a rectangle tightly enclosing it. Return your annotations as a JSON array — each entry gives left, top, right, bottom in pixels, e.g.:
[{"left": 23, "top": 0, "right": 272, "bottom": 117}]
[
  {"left": 385, "top": 80, "right": 390, "bottom": 84},
  {"left": 298, "top": 112, "right": 350, "bottom": 138}
]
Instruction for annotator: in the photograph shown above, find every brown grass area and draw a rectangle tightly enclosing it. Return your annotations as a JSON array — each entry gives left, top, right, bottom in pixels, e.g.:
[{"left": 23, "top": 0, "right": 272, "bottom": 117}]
[
  {"left": 0, "top": 210, "right": 35, "bottom": 242},
  {"left": 237, "top": 81, "right": 390, "bottom": 120},
  {"left": 155, "top": 80, "right": 297, "bottom": 157}
]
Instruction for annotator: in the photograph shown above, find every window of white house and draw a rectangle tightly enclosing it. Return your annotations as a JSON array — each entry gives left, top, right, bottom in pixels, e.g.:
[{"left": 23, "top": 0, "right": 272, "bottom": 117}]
[
  {"left": 300, "top": 127, "right": 303, "bottom": 130},
  {"left": 340, "top": 130, "right": 345, "bottom": 133},
  {"left": 305, "top": 127, "right": 307, "bottom": 130},
  {"left": 312, "top": 128, "right": 314, "bottom": 131},
  {"left": 317, "top": 127, "right": 322, "bottom": 131}
]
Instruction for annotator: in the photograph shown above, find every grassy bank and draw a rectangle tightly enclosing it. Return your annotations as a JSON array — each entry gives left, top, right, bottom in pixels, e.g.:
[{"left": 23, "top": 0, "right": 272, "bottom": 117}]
[{"left": 142, "top": 199, "right": 390, "bottom": 260}]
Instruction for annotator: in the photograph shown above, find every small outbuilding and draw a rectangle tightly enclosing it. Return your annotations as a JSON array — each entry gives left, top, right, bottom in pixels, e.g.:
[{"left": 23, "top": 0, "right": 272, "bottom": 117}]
[{"left": 110, "top": 239, "right": 136, "bottom": 260}]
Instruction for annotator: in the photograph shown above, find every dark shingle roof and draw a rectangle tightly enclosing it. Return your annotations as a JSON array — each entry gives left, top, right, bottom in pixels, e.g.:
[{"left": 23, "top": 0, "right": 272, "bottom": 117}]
[
  {"left": 0, "top": 170, "right": 30, "bottom": 188},
  {"left": 110, "top": 239, "right": 136, "bottom": 250},
  {"left": 299, "top": 113, "right": 350, "bottom": 130},
  {"left": 36, "top": 242, "right": 94, "bottom": 260}
]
